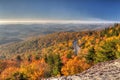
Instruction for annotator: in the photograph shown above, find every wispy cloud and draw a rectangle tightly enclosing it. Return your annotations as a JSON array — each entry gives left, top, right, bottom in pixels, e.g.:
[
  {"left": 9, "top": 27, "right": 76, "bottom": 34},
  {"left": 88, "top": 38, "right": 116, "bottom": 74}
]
[{"left": 0, "top": 19, "right": 119, "bottom": 24}]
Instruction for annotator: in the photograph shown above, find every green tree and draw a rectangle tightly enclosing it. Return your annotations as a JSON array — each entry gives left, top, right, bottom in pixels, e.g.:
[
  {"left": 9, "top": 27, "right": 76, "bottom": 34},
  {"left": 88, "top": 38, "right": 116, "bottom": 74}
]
[
  {"left": 16, "top": 55, "right": 22, "bottom": 62},
  {"left": 95, "top": 39, "right": 120, "bottom": 63},
  {"left": 86, "top": 47, "right": 95, "bottom": 64},
  {"left": 45, "top": 53, "right": 62, "bottom": 76}
]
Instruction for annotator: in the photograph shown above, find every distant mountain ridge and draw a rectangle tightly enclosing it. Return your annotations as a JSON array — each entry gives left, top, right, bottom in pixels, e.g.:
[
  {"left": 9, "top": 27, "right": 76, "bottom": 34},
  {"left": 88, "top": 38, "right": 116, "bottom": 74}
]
[{"left": 0, "top": 23, "right": 112, "bottom": 45}]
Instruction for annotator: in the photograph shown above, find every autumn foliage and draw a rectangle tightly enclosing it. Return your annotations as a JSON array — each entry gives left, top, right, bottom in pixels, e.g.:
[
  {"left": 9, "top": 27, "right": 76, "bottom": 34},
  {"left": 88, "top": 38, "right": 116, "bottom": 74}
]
[
  {"left": 0, "top": 24, "right": 120, "bottom": 79},
  {"left": 61, "top": 56, "right": 90, "bottom": 76}
]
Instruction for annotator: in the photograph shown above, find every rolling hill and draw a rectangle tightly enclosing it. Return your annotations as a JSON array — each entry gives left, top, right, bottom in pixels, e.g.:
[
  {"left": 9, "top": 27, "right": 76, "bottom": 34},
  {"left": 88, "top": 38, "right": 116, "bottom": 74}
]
[
  {"left": 0, "top": 24, "right": 120, "bottom": 80},
  {"left": 0, "top": 23, "right": 111, "bottom": 45}
]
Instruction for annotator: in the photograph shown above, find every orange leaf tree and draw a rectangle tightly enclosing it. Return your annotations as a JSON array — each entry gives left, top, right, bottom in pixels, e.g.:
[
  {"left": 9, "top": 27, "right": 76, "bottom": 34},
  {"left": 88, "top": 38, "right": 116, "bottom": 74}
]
[{"left": 61, "top": 56, "right": 90, "bottom": 76}]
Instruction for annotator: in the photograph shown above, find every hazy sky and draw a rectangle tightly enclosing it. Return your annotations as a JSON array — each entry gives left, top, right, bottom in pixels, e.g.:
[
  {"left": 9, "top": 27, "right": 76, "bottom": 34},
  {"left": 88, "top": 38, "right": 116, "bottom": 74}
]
[{"left": 0, "top": 0, "right": 120, "bottom": 21}]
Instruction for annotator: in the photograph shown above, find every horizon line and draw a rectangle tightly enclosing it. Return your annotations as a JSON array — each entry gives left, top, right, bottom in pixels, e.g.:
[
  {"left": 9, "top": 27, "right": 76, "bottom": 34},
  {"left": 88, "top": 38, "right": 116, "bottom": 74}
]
[{"left": 0, "top": 20, "right": 120, "bottom": 24}]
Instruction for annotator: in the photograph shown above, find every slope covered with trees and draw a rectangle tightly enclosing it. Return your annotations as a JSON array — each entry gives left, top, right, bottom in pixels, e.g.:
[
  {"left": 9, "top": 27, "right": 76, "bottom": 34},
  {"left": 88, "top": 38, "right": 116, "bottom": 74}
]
[{"left": 0, "top": 24, "right": 120, "bottom": 79}]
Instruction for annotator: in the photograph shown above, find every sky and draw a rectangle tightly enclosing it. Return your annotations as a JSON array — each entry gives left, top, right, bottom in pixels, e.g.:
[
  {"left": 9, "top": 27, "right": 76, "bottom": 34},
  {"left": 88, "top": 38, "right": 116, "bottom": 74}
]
[{"left": 0, "top": 0, "right": 120, "bottom": 23}]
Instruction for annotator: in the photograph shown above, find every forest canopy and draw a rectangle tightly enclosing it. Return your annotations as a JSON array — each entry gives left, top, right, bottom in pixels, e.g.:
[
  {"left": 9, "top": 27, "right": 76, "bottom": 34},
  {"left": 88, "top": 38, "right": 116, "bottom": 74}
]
[{"left": 0, "top": 24, "right": 120, "bottom": 79}]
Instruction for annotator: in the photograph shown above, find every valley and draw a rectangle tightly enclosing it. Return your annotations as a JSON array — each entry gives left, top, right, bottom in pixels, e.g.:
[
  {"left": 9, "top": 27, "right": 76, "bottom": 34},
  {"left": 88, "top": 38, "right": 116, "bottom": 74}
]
[
  {"left": 0, "top": 23, "right": 111, "bottom": 45},
  {"left": 0, "top": 23, "right": 120, "bottom": 80}
]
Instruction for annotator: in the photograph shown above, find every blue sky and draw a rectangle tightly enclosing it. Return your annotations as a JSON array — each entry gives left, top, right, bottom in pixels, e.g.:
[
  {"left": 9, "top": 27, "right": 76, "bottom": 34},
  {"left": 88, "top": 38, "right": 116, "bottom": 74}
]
[{"left": 0, "top": 0, "right": 120, "bottom": 21}]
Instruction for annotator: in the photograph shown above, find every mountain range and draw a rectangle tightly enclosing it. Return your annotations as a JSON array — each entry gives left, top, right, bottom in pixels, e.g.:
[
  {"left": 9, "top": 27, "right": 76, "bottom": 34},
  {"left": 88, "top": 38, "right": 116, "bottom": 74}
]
[{"left": 0, "top": 23, "right": 112, "bottom": 45}]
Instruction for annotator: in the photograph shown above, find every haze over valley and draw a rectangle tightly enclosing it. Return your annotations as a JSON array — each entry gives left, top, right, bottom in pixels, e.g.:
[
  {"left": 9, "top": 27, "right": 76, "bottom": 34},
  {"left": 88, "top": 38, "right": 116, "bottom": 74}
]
[{"left": 0, "top": 23, "right": 112, "bottom": 45}]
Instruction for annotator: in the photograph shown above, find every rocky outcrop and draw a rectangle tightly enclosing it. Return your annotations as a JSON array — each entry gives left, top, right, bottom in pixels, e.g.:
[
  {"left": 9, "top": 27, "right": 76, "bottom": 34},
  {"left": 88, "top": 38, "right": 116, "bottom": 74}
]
[{"left": 45, "top": 59, "right": 120, "bottom": 80}]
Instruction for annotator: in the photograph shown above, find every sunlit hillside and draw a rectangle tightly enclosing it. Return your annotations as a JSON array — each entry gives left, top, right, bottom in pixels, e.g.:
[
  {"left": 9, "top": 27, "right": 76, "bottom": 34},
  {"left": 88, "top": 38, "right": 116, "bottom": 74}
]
[{"left": 0, "top": 24, "right": 120, "bottom": 79}]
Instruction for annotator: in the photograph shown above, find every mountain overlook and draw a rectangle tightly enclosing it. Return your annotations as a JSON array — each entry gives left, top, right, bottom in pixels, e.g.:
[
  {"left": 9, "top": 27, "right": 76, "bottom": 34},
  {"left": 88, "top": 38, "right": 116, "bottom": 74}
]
[
  {"left": 0, "top": 24, "right": 120, "bottom": 80},
  {"left": 0, "top": 0, "right": 120, "bottom": 80}
]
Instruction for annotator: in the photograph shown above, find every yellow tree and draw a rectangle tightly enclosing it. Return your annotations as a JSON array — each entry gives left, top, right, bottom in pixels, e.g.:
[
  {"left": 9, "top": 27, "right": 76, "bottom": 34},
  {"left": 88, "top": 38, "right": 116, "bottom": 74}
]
[
  {"left": 19, "top": 58, "right": 50, "bottom": 80},
  {"left": 61, "top": 56, "right": 90, "bottom": 76},
  {"left": 0, "top": 67, "right": 18, "bottom": 80}
]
